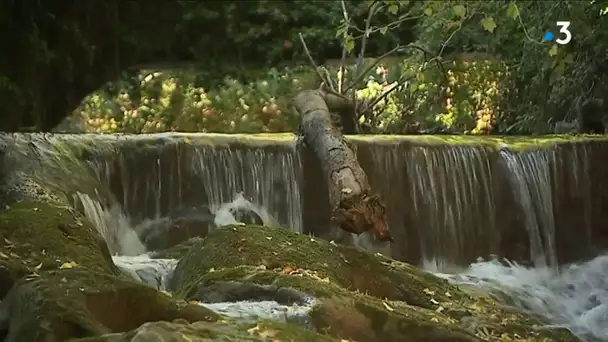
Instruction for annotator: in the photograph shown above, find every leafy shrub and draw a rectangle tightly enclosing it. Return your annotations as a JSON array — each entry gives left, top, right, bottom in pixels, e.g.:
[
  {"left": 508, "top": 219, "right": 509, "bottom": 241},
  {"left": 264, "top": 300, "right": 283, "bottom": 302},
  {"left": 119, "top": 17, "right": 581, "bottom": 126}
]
[{"left": 73, "top": 56, "right": 511, "bottom": 135}]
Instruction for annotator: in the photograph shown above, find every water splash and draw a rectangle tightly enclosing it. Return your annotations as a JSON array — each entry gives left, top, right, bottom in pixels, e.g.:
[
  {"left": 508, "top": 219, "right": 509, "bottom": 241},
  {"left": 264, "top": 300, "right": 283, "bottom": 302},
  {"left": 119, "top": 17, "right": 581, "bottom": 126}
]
[
  {"left": 193, "top": 145, "right": 302, "bottom": 232},
  {"left": 74, "top": 191, "right": 145, "bottom": 256},
  {"left": 500, "top": 150, "right": 557, "bottom": 268},
  {"left": 112, "top": 254, "right": 178, "bottom": 290},
  {"left": 432, "top": 256, "right": 608, "bottom": 342},
  {"left": 212, "top": 192, "right": 277, "bottom": 228}
]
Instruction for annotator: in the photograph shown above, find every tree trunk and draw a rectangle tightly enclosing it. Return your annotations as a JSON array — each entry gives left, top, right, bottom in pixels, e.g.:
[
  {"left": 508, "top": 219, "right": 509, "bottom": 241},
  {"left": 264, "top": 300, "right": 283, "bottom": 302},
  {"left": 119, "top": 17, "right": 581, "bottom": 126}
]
[{"left": 294, "top": 89, "right": 392, "bottom": 242}]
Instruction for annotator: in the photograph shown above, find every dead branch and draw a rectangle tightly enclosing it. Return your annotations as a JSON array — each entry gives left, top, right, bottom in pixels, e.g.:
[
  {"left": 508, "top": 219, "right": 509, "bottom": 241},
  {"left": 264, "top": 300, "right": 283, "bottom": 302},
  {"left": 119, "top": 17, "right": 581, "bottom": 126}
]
[{"left": 294, "top": 89, "right": 393, "bottom": 242}]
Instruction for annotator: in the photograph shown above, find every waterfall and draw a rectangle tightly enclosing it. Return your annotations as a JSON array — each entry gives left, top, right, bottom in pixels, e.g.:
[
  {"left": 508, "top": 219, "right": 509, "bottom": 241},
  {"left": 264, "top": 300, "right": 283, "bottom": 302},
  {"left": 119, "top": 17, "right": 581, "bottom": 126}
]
[
  {"left": 406, "top": 145, "right": 497, "bottom": 263},
  {"left": 192, "top": 145, "right": 302, "bottom": 232},
  {"left": 74, "top": 191, "right": 146, "bottom": 256},
  {"left": 500, "top": 149, "right": 558, "bottom": 268}
]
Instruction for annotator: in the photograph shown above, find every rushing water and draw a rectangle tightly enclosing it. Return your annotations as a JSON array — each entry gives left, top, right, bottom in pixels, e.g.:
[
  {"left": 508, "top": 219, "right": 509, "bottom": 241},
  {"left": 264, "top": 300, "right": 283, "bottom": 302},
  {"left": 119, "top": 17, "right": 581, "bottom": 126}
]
[
  {"left": 425, "top": 256, "right": 608, "bottom": 341},
  {"left": 111, "top": 194, "right": 316, "bottom": 325}
]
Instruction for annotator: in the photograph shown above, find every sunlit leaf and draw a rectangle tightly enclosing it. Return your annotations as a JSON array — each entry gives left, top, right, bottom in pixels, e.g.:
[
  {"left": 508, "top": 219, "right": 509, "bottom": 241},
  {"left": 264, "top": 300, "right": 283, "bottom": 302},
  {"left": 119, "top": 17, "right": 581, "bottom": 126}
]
[
  {"left": 480, "top": 16, "right": 497, "bottom": 33},
  {"left": 388, "top": 4, "right": 399, "bottom": 15},
  {"left": 423, "top": 7, "right": 433, "bottom": 16},
  {"left": 548, "top": 44, "right": 559, "bottom": 57},
  {"left": 343, "top": 35, "right": 355, "bottom": 54},
  {"left": 506, "top": 2, "right": 518, "bottom": 20},
  {"left": 452, "top": 5, "right": 466, "bottom": 18}
]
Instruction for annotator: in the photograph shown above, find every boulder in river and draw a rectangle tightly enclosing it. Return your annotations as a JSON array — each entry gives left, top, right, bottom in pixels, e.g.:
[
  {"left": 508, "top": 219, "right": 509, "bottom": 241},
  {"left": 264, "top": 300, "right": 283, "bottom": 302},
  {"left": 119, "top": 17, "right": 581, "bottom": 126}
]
[{"left": 170, "top": 225, "right": 580, "bottom": 342}]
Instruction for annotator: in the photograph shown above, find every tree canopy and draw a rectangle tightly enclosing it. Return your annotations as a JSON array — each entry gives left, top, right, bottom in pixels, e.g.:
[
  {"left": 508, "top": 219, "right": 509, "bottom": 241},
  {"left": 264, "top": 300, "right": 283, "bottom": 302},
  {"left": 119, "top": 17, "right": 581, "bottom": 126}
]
[{"left": 2, "top": 0, "right": 608, "bottom": 133}]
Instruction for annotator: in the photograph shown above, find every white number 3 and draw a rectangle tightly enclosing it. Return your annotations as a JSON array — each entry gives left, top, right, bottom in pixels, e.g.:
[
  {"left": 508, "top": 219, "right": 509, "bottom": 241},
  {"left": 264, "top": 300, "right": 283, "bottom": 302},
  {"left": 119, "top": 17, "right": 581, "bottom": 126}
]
[{"left": 556, "top": 21, "right": 572, "bottom": 45}]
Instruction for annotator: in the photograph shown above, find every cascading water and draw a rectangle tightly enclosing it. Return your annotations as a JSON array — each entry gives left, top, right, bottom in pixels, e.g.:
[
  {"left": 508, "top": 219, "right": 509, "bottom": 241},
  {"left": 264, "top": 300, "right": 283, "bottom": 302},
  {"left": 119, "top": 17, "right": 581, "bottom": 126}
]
[
  {"left": 193, "top": 145, "right": 302, "bottom": 233},
  {"left": 429, "top": 256, "right": 608, "bottom": 342},
  {"left": 500, "top": 149, "right": 558, "bottom": 268},
  {"left": 74, "top": 191, "right": 146, "bottom": 256},
  {"left": 407, "top": 145, "right": 498, "bottom": 263}
]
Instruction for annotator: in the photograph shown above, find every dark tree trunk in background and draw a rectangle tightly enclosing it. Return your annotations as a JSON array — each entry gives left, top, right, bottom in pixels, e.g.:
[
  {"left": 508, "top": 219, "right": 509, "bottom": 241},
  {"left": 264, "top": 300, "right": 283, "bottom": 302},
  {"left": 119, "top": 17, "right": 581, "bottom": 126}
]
[{"left": 294, "top": 89, "right": 393, "bottom": 242}]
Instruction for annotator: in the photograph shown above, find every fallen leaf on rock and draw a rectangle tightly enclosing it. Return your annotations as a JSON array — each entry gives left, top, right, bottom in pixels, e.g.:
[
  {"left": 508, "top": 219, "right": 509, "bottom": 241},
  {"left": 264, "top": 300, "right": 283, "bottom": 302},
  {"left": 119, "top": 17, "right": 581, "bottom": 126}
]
[
  {"left": 281, "top": 266, "right": 296, "bottom": 274},
  {"left": 33, "top": 207, "right": 39, "bottom": 211},
  {"left": 382, "top": 301, "right": 395, "bottom": 312},
  {"left": 445, "top": 291, "right": 452, "bottom": 297},
  {"left": 329, "top": 240, "right": 338, "bottom": 247},
  {"left": 431, "top": 317, "right": 439, "bottom": 323},
  {"left": 59, "top": 261, "right": 79, "bottom": 269},
  {"left": 265, "top": 236, "right": 272, "bottom": 240},
  {"left": 436, "top": 306, "right": 444, "bottom": 313},
  {"left": 182, "top": 334, "right": 193, "bottom": 342},
  {"left": 430, "top": 298, "right": 439, "bottom": 305},
  {"left": 423, "top": 288, "right": 435, "bottom": 295}
]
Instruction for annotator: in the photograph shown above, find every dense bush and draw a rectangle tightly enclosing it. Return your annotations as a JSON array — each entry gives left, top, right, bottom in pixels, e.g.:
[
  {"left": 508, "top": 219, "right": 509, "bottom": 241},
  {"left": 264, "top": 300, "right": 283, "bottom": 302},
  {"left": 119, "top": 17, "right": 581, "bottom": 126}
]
[{"left": 73, "top": 55, "right": 511, "bottom": 135}]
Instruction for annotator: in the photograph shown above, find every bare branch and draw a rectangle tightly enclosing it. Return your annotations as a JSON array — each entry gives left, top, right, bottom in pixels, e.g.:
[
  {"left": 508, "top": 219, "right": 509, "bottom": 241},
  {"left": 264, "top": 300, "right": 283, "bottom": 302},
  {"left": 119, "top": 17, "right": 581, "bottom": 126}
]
[
  {"left": 298, "top": 33, "right": 333, "bottom": 88},
  {"left": 353, "top": 2, "right": 380, "bottom": 98},
  {"left": 339, "top": 0, "right": 349, "bottom": 94},
  {"left": 344, "top": 45, "right": 402, "bottom": 93}
]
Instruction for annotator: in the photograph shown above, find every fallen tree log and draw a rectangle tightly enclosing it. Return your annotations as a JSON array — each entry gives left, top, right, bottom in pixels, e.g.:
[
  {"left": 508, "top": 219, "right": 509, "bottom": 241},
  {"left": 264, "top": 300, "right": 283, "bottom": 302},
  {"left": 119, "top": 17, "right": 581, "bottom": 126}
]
[{"left": 294, "top": 89, "right": 393, "bottom": 242}]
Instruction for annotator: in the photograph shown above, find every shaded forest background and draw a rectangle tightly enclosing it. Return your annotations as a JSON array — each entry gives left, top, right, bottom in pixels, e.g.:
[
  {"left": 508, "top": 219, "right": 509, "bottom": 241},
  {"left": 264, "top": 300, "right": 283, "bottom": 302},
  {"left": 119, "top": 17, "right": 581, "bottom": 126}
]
[{"left": 2, "top": 1, "right": 608, "bottom": 134}]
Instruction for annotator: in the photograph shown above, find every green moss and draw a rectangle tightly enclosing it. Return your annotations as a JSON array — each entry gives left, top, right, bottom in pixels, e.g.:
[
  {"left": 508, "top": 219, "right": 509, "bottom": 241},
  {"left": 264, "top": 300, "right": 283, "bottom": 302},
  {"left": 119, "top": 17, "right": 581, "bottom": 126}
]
[
  {"left": 173, "top": 225, "right": 458, "bottom": 309},
  {"left": 69, "top": 319, "right": 338, "bottom": 342},
  {"left": 171, "top": 225, "right": 580, "bottom": 342},
  {"left": 0, "top": 201, "right": 119, "bottom": 294}
]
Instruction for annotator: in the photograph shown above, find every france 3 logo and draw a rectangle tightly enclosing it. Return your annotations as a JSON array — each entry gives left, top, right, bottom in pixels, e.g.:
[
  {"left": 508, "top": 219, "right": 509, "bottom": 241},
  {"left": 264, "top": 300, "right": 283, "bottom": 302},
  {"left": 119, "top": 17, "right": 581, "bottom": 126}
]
[{"left": 543, "top": 21, "right": 572, "bottom": 45}]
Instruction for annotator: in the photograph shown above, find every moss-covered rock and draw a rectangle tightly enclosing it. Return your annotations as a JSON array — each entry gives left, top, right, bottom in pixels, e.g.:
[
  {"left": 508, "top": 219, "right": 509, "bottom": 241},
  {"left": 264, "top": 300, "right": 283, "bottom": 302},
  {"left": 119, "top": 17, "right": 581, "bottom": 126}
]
[
  {"left": 0, "top": 268, "right": 220, "bottom": 341},
  {"left": 0, "top": 202, "right": 221, "bottom": 341},
  {"left": 150, "top": 237, "right": 205, "bottom": 260},
  {"left": 68, "top": 320, "right": 338, "bottom": 342},
  {"left": 0, "top": 201, "right": 120, "bottom": 297},
  {"left": 170, "top": 225, "right": 580, "bottom": 342}
]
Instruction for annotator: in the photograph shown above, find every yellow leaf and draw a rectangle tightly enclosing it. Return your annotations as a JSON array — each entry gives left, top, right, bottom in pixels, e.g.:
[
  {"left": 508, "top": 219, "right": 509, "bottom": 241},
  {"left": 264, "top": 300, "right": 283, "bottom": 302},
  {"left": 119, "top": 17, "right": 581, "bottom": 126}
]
[
  {"left": 506, "top": 2, "right": 518, "bottom": 20},
  {"left": 423, "top": 7, "right": 433, "bottom": 16},
  {"left": 423, "top": 288, "right": 435, "bottom": 295},
  {"left": 430, "top": 298, "right": 439, "bottom": 305},
  {"left": 480, "top": 16, "right": 497, "bottom": 33},
  {"left": 452, "top": 5, "right": 466, "bottom": 18},
  {"left": 59, "top": 261, "right": 79, "bottom": 269},
  {"left": 182, "top": 334, "right": 192, "bottom": 342},
  {"left": 344, "top": 35, "right": 355, "bottom": 54},
  {"left": 548, "top": 44, "right": 559, "bottom": 57}
]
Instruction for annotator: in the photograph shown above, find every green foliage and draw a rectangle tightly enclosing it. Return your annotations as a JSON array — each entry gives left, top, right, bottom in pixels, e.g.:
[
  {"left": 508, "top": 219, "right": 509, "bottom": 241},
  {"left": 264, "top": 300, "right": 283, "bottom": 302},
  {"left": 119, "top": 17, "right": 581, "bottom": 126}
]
[
  {"left": 66, "top": 0, "right": 608, "bottom": 135},
  {"left": 74, "top": 55, "right": 511, "bottom": 135}
]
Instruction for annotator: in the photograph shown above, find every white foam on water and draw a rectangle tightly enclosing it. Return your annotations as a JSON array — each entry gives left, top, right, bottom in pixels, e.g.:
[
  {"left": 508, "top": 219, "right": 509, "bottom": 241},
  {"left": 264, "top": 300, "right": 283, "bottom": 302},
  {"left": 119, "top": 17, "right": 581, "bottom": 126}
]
[
  {"left": 112, "top": 254, "right": 178, "bottom": 291},
  {"left": 425, "top": 255, "right": 608, "bottom": 341},
  {"left": 200, "top": 299, "right": 315, "bottom": 325},
  {"left": 212, "top": 192, "right": 277, "bottom": 227}
]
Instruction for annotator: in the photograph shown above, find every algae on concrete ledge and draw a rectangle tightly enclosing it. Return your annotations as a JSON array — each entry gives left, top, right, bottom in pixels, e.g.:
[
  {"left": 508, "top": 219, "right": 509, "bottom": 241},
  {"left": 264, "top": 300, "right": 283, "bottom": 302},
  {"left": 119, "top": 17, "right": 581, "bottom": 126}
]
[{"left": 170, "top": 225, "right": 580, "bottom": 342}]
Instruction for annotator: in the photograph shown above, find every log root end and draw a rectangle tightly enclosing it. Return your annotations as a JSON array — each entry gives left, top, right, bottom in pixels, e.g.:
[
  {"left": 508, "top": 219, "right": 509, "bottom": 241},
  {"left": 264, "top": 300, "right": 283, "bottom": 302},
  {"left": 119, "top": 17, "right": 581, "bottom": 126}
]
[{"left": 331, "top": 193, "right": 393, "bottom": 242}]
